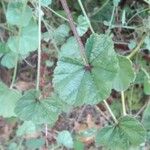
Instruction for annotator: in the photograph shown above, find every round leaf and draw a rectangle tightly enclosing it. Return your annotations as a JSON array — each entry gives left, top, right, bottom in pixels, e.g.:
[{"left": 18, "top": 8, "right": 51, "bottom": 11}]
[
  {"left": 1, "top": 52, "right": 16, "bottom": 69},
  {"left": 15, "top": 90, "right": 60, "bottom": 124},
  {"left": 41, "top": 0, "right": 52, "bottom": 6},
  {"left": 6, "top": 2, "right": 32, "bottom": 27},
  {"left": 113, "top": 55, "right": 135, "bottom": 91},
  {"left": 7, "top": 20, "right": 38, "bottom": 55},
  {"left": 144, "top": 77, "right": 150, "bottom": 95},
  {"left": 77, "top": 15, "right": 89, "bottom": 36},
  {"left": 142, "top": 104, "right": 150, "bottom": 130},
  {"left": 96, "top": 116, "right": 146, "bottom": 150},
  {"left": 53, "top": 34, "right": 118, "bottom": 106},
  {"left": 0, "top": 82, "right": 21, "bottom": 118},
  {"left": 17, "top": 121, "right": 36, "bottom": 136},
  {"left": 57, "top": 130, "right": 73, "bottom": 148}
]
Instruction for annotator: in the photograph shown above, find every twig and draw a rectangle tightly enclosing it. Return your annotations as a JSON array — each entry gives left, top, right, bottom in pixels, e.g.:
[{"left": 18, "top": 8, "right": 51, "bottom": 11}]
[{"left": 60, "top": 0, "right": 88, "bottom": 66}]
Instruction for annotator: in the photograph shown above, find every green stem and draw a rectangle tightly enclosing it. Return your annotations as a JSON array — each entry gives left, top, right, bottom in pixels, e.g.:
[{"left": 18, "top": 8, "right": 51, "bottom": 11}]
[
  {"left": 77, "top": 0, "right": 94, "bottom": 33},
  {"left": 121, "top": 91, "right": 127, "bottom": 116},
  {"left": 110, "top": 24, "right": 137, "bottom": 30},
  {"left": 108, "top": 5, "right": 116, "bottom": 31},
  {"left": 141, "top": 67, "right": 150, "bottom": 79},
  {"left": 127, "top": 33, "right": 146, "bottom": 59},
  {"left": 89, "top": 0, "right": 109, "bottom": 17},
  {"left": 104, "top": 100, "right": 118, "bottom": 124},
  {"left": 44, "top": 6, "right": 69, "bottom": 22},
  {"left": 127, "top": 8, "right": 150, "bottom": 24},
  {"left": 10, "top": 55, "right": 18, "bottom": 89},
  {"left": 36, "top": 0, "right": 42, "bottom": 91}
]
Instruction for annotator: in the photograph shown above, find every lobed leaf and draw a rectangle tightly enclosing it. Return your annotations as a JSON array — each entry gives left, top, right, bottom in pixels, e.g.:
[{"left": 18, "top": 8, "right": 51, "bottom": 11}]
[
  {"left": 96, "top": 116, "right": 146, "bottom": 150},
  {"left": 6, "top": 2, "right": 32, "bottom": 27},
  {"left": 0, "top": 82, "right": 22, "bottom": 118},
  {"left": 7, "top": 20, "right": 38, "bottom": 55},
  {"left": 113, "top": 55, "right": 135, "bottom": 91},
  {"left": 15, "top": 90, "right": 61, "bottom": 124},
  {"left": 53, "top": 33, "right": 118, "bottom": 106}
]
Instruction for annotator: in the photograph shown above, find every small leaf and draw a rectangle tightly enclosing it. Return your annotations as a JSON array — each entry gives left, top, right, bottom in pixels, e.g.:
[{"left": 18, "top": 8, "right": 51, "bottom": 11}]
[
  {"left": 1, "top": 52, "right": 17, "bottom": 69},
  {"left": 113, "top": 0, "right": 121, "bottom": 6},
  {"left": 6, "top": 2, "right": 32, "bottom": 27},
  {"left": 53, "top": 34, "right": 118, "bottom": 106},
  {"left": 25, "top": 138, "right": 45, "bottom": 149},
  {"left": 0, "top": 42, "right": 10, "bottom": 54},
  {"left": 113, "top": 55, "right": 135, "bottom": 91},
  {"left": 57, "top": 130, "right": 73, "bottom": 148},
  {"left": 15, "top": 90, "right": 60, "bottom": 124},
  {"left": 77, "top": 15, "right": 89, "bottom": 36},
  {"left": 16, "top": 121, "right": 36, "bottom": 136},
  {"left": 7, "top": 20, "right": 38, "bottom": 55},
  {"left": 96, "top": 116, "right": 146, "bottom": 150},
  {"left": 0, "top": 82, "right": 22, "bottom": 118},
  {"left": 142, "top": 104, "right": 150, "bottom": 130},
  {"left": 128, "top": 40, "right": 136, "bottom": 50},
  {"left": 144, "top": 77, "right": 150, "bottom": 95},
  {"left": 41, "top": 0, "right": 52, "bottom": 6}
]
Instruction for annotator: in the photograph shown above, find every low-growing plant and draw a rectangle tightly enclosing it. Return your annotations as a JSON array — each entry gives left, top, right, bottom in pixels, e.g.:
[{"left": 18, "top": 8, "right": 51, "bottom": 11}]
[{"left": 0, "top": 0, "right": 150, "bottom": 149}]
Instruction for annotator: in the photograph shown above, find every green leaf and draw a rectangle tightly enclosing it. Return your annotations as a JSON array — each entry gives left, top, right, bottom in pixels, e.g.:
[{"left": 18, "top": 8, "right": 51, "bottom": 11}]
[
  {"left": 77, "top": 15, "right": 89, "bottom": 36},
  {"left": 96, "top": 116, "right": 146, "bottom": 150},
  {"left": 142, "top": 104, "right": 150, "bottom": 130},
  {"left": 1, "top": 52, "right": 16, "bottom": 69},
  {"left": 144, "top": 77, "right": 150, "bottom": 95},
  {"left": 43, "top": 24, "right": 70, "bottom": 45},
  {"left": 54, "top": 24, "right": 70, "bottom": 45},
  {"left": 113, "top": 55, "right": 135, "bottom": 91},
  {"left": 6, "top": 2, "right": 32, "bottom": 27},
  {"left": 57, "top": 130, "right": 73, "bottom": 149},
  {"left": 7, "top": 20, "right": 38, "bottom": 55},
  {"left": 0, "top": 82, "right": 22, "bottom": 118},
  {"left": 25, "top": 138, "right": 45, "bottom": 149},
  {"left": 41, "top": 0, "right": 52, "bottom": 6},
  {"left": 53, "top": 34, "right": 118, "bottom": 106},
  {"left": 16, "top": 121, "right": 36, "bottom": 136},
  {"left": 15, "top": 90, "right": 60, "bottom": 124},
  {"left": 113, "top": 0, "right": 121, "bottom": 6},
  {"left": 74, "top": 140, "right": 84, "bottom": 150},
  {"left": 0, "top": 42, "right": 10, "bottom": 54},
  {"left": 144, "top": 35, "right": 150, "bottom": 51}
]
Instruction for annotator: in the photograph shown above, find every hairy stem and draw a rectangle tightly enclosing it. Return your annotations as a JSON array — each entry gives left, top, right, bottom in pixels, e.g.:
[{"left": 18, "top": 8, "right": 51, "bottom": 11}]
[
  {"left": 36, "top": 0, "right": 42, "bottom": 91},
  {"left": 104, "top": 100, "right": 118, "bottom": 124},
  {"left": 127, "top": 33, "right": 146, "bottom": 59},
  {"left": 77, "top": 0, "right": 94, "bottom": 33},
  {"left": 60, "top": 0, "right": 88, "bottom": 65},
  {"left": 121, "top": 91, "right": 126, "bottom": 116}
]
